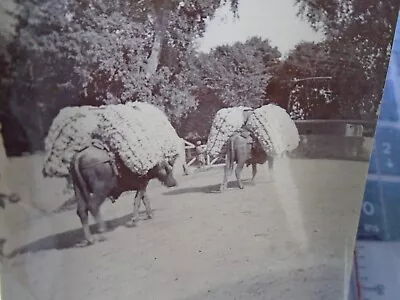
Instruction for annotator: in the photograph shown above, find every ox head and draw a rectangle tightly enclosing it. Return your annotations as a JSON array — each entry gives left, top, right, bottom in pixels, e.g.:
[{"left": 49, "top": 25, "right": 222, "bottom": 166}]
[{"left": 153, "top": 154, "right": 179, "bottom": 188}]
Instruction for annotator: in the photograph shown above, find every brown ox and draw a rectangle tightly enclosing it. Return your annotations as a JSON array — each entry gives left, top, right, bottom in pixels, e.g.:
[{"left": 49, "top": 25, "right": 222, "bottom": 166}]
[{"left": 70, "top": 141, "right": 178, "bottom": 246}]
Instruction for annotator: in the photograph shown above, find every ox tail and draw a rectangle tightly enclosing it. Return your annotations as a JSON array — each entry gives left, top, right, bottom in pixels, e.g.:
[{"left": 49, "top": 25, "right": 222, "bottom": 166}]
[
  {"left": 226, "top": 137, "right": 236, "bottom": 172},
  {"left": 71, "top": 152, "right": 91, "bottom": 204}
]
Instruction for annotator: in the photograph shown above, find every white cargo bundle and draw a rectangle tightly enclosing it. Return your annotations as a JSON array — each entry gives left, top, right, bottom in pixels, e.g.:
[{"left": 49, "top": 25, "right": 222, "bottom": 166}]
[
  {"left": 43, "top": 102, "right": 181, "bottom": 177},
  {"left": 125, "top": 101, "right": 181, "bottom": 159},
  {"left": 206, "top": 104, "right": 300, "bottom": 158},
  {"left": 43, "top": 106, "right": 106, "bottom": 177},
  {"left": 246, "top": 104, "right": 300, "bottom": 156},
  {"left": 206, "top": 106, "right": 251, "bottom": 157},
  {"left": 97, "top": 103, "right": 180, "bottom": 175}
]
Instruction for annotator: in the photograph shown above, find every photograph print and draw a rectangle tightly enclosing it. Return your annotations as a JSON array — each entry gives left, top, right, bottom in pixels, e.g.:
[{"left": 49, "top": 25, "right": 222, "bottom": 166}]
[{"left": 0, "top": 0, "right": 398, "bottom": 299}]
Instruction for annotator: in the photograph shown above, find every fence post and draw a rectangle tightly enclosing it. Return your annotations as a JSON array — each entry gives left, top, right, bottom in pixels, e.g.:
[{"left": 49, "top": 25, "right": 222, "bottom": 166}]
[{"left": 345, "top": 123, "right": 364, "bottom": 158}]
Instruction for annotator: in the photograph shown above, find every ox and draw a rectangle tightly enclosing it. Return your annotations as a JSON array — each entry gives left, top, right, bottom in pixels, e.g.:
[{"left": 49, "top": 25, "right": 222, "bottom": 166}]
[
  {"left": 220, "top": 128, "right": 274, "bottom": 192},
  {"left": 70, "top": 141, "right": 178, "bottom": 246}
]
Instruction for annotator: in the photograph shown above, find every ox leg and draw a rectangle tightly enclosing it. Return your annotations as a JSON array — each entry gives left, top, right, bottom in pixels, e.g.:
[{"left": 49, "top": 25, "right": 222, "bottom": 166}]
[
  {"left": 88, "top": 195, "right": 107, "bottom": 237},
  {"left": 235, "top": 161, "right": 246, "bottom": 189},
  {"left": 0, "top": 238, "right": 6, "bottom": 259},
  {"left": 220, "top": 166, "right": 232, "bottom": 192},
  {"left": 268, "top": 156, "right": 275, "bottom": 182},
  {"left": 133, "top": 190, "right": 142, "bottom": 223},
  {"left": 89, "top": 178, "right": 115, "bottom": 240},
  {"left": 73, "top": 180, "right": 94, "bottom": 246},
  {"left": 251, "top": 164, "right": 258, "bottom": 182},
  {"left": 76, "top": 199, "right": 93, "bottom": 246},
  {"left": 141, "top": 190, "right": 153, "bottom": 219},
  {"left": 93, "top": 175, "right": 117, "bottom": 238},
  {"left": 220, "top": 156, "right": 233, "bottom": 192},
  {"left": 126, "top": 191, "right": 142, "bottom": 227}
]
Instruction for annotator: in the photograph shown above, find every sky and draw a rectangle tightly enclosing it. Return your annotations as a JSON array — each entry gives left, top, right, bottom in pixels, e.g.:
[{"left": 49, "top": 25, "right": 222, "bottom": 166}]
[{"left": 196, "top": 0, "right": 325, "bottom": 56}]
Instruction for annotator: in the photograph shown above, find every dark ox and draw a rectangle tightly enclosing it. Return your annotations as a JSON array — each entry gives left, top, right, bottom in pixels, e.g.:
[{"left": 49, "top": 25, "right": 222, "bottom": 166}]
[
  {"left": 220, "top": 128, "right": 274, "bottom": 192},
  {"left": 70, "top": 143, "right": 178, "bottom": 246}
]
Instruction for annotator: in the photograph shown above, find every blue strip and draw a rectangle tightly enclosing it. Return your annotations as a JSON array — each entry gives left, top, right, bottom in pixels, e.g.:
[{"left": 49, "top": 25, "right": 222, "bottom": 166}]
[{"left": 357, "top": 14, "right": 400, "bottom": 241}]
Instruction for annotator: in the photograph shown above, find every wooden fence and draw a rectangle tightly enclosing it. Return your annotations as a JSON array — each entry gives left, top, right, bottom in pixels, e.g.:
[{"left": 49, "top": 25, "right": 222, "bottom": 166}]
[{"left": 183, "top": 140, "right": 222, "bottom": 168}]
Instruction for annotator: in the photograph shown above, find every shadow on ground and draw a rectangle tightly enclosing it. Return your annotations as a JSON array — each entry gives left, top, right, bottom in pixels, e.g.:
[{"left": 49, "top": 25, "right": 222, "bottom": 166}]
[
  {"left": 163, "top": 180, "right": 255, "bottom": 196},
  {"left": 6, "top": 211, "right": 155, "bottom": 259}
]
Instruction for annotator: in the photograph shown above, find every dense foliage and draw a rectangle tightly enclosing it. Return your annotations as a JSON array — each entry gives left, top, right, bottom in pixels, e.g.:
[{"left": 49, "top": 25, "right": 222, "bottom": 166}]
[
  {"left": 0, "top": 0, "right": 397, "bottom": 152},
  {"left": 294, "top": 0, "right": 399, "bottom": 118}
]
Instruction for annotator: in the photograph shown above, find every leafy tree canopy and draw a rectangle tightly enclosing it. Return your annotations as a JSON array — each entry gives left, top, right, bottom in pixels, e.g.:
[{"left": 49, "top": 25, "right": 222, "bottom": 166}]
[
  {"left": 295, "top": 0, "right": 399, "bottom": 117},
  {"left": 193, "top": 37, "right": 281, "bottom": 107},
  {"left": 1, "top": 0, "right": 238, "bottom": 151}
]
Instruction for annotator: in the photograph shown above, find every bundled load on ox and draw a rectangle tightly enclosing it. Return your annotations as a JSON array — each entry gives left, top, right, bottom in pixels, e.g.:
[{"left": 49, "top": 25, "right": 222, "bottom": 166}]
[
  {"left": 205, "top": 104, "right": 300, "bottom": 191},
  {"left": 43, "top": 102, "right": 182, "bottom": 179}
]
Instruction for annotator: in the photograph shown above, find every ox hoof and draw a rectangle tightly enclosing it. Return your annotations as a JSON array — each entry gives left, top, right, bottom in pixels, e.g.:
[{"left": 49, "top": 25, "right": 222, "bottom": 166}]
[
  {"left": 98, "top": 227, "right": 107, "bottom": 234},
  {"left": 76, "top": 239, "right": 94, "bottom": 248},
  {"left": 97, "top": 235, "right": 107, "bottom": 243},
  {"left": 9, "top": 193, "right": 21, "bottom": 203},
  {"left": 147, "top": 214, "right": 153, "bottom": 220},
  {"left": 125, "top": 220, "right": 137, "bottom": 228},
  {"left": 238, "top": 185, "right": 244, "bottom": 190}
]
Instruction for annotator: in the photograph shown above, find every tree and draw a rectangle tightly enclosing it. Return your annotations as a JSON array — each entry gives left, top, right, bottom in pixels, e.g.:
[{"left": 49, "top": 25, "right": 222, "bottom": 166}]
[
  {"left": 295, "top": 0, "right": 399, "bottom": 118},
  {"left": 177, "top": 86, "right": 224, "bottom": 140},
  {"left": 176, "top": 37, "right": 281, "bottom": 139},
  {"left": 271, "top": 42, "right": 334, "bottom": 119},
  {"left": 271, "top": 40, "right": 372, "bottom": 119},
  {"left": 2, "top": 0, "right": 239, "bottom": 151},
  {"left": 193, "top": 37, "right": 281, "bottom": 108}
]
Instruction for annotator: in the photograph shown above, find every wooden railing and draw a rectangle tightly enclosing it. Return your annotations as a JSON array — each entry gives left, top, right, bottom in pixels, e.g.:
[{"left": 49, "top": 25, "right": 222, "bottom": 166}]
[
  {"left": 182, "top": 119, "right": 378, "bottom": 167},
  {"left": 183, "top": 140, "right": 221, "bottom": 168}
]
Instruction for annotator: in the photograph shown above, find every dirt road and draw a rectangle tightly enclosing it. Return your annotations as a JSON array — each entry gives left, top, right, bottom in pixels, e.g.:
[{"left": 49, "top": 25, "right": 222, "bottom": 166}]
[{"left": 1, "top": 155, "right": 368, "bottom": 300}]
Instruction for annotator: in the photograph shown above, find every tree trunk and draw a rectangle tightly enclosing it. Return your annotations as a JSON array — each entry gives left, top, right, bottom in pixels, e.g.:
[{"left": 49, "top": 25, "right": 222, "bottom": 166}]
[
  {"left": 146, "top": 32, "right": 163, "bottom": 78},
  {"left": 145, "top": 10, "right": 169, "bottom": 79}
]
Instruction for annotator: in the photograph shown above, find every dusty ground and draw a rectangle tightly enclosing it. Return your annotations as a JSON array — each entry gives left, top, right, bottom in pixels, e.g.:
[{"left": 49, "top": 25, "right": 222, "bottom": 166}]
[{"left": 1, "top": 154, "right": 368, "bottom": 300}]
